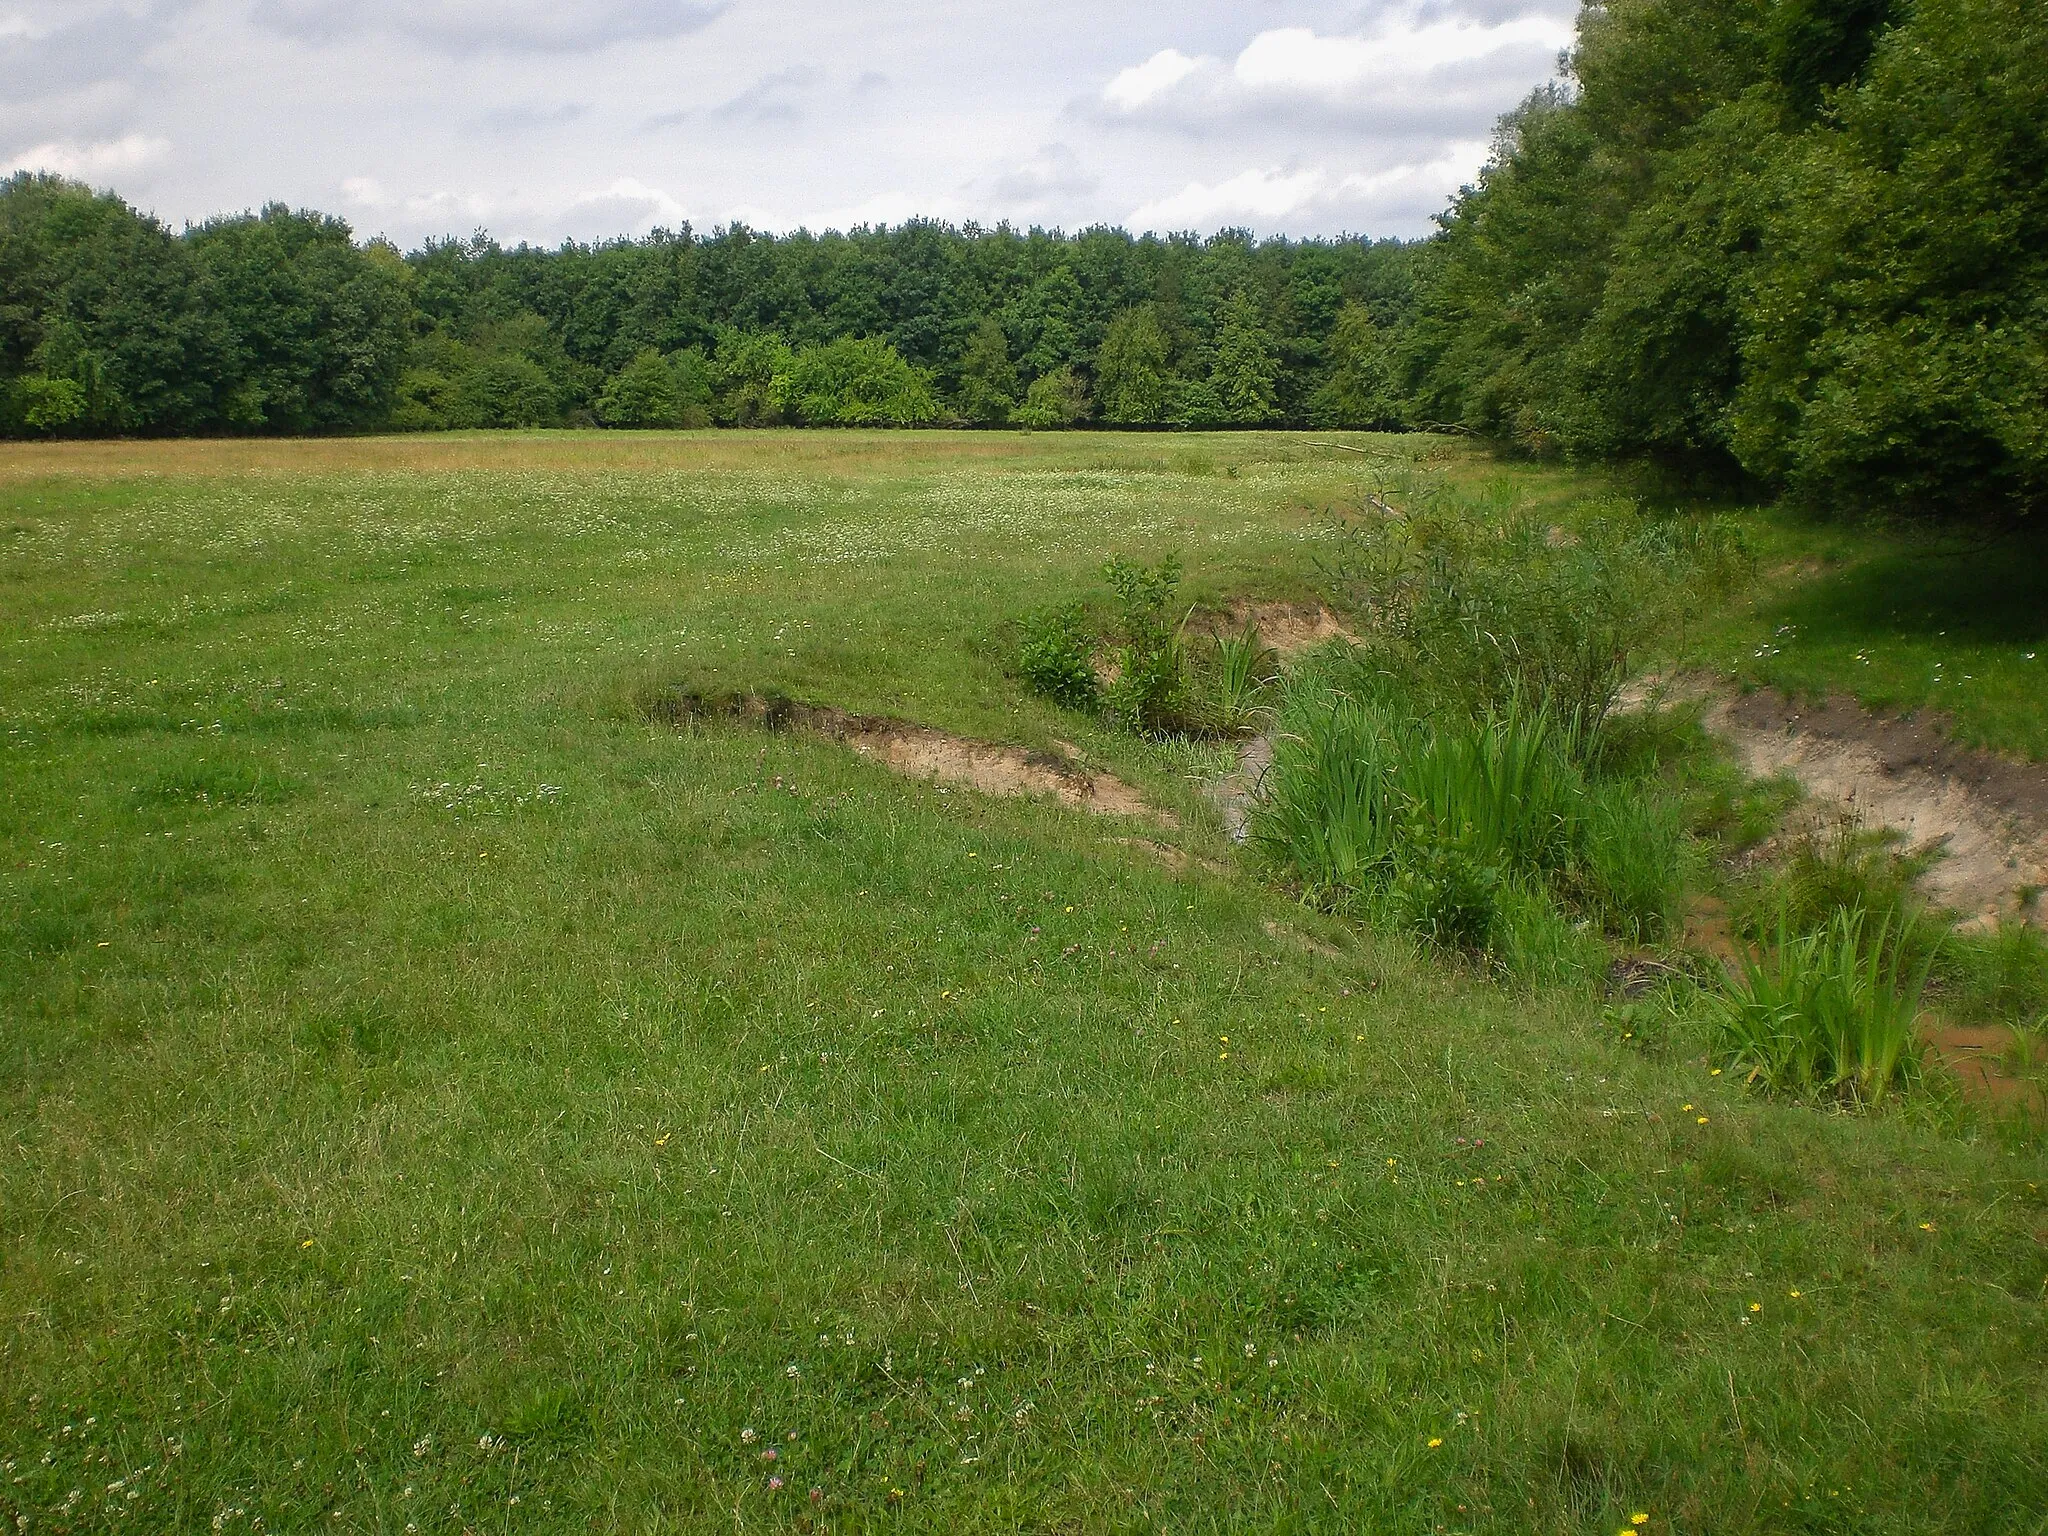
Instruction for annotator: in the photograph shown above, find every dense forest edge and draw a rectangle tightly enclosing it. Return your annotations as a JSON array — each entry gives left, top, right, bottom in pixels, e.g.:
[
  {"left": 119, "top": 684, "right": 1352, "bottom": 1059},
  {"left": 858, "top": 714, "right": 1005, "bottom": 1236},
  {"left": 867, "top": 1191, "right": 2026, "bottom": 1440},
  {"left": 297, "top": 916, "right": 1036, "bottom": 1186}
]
[{"left": 2, "top": 0, "right": 2041, "bottom": 516}]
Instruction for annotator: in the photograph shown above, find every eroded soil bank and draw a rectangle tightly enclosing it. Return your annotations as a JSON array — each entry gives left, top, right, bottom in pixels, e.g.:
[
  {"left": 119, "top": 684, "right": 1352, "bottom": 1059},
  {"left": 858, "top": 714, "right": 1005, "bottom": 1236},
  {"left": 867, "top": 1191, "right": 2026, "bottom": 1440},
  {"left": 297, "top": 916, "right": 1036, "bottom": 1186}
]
[
  {"left": 1703, "top": 688, "right": 2048, "bottom": 931},
  {"left": 652, "top": 690, "right": 1162, "bottom": 821}
]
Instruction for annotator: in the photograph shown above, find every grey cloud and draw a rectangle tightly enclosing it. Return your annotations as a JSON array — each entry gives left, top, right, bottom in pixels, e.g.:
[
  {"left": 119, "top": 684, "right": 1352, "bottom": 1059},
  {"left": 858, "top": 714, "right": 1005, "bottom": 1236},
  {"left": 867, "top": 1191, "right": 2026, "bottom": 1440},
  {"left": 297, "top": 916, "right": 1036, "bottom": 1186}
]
[
  {"left": 0, "top": 7, "right": 178, "bottom": 99},
  {"left": 250, "top": 0, "right": 724, "bottom": 54},
  {"left": 1410, "top": 0, "right": 1567, "bottom": 25},
  {"left": 990, "top": 143, "right": 1098, "bottom": 204},
  {"left": 470, "top": 103, "right": 588, "bottom": 133},
  {"left": 852, "top": 70, "right": 890, "bottom": 94},
  {"left": 710, "top": 67, "right": 819, "bottom": 124}
]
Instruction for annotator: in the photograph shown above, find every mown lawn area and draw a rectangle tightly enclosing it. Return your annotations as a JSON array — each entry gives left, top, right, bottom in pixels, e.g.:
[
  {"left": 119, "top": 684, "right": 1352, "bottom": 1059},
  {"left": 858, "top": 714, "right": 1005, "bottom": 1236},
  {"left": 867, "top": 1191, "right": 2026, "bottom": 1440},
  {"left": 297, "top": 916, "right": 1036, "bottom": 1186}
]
[{"left": 3, "top": 432, "right": 2044, "bottom": 1534}]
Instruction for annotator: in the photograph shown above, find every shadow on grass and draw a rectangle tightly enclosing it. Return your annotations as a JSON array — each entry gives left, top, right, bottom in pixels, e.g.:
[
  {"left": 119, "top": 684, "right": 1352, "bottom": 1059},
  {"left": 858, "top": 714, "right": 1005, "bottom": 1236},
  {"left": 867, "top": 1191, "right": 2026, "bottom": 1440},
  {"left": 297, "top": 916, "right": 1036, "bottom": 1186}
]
[{"left": 1771, "top": 529, "right": 2048, "bottom": 648}]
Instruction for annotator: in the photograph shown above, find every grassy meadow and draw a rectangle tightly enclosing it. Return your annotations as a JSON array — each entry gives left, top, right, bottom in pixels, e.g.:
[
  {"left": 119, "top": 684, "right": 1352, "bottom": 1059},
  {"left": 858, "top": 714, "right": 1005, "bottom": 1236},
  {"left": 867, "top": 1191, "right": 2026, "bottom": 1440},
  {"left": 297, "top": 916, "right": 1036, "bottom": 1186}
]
[{"left": 2, "top": 431, "right": 2045, "bottom": 1534}]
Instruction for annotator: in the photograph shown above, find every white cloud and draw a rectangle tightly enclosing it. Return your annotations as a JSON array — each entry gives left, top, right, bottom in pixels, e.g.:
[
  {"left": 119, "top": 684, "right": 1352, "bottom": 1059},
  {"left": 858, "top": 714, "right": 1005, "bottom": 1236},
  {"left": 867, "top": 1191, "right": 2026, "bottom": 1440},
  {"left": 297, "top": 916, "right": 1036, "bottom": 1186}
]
[
  {"left": 1233, "top": 17, "right": 1573, "bottom": 93},
  {"left": 574, "top": 175, "right": 687, "bottom": 233},
  {"left": 1126, "top": 167, "right": 1328, "bottom": 231},
  {"left": 0, "top": 2, "right": 1580, "bottom": 244},
  {"left": 1102, "top": 48, "right": 1208, "bottom": 111},
  {"left": 1124, "top": 139, "right": 1492, "bottom": 235},
  {"left": 989, "top": 142, "right": 1098, "bottom": 205},
  {"left": 2, "top": 132, "right": 169, "bottom": 180}
]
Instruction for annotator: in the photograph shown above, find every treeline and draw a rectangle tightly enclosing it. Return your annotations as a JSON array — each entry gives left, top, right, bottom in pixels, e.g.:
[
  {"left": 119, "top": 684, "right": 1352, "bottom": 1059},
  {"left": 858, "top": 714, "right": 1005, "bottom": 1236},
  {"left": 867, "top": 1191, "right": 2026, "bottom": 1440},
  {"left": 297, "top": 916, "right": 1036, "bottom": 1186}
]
[
  {"left": 0, "top": 178, "right": 1423, "bottom": 437},
  {"left": 2, "top": 0, "right": 2041, "bottom": 512},
  {"left": 1408, "top": 0, "right": 2046, "bottom": 513}
]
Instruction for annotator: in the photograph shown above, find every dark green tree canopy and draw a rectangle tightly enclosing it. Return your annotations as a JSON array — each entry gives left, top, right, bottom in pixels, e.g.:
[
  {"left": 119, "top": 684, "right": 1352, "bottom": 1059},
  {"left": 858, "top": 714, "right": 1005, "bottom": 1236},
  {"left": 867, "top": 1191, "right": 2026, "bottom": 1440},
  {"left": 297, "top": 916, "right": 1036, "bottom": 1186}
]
[{"left": 1404, "top": 0, "right": 2045, "bottom": 516}]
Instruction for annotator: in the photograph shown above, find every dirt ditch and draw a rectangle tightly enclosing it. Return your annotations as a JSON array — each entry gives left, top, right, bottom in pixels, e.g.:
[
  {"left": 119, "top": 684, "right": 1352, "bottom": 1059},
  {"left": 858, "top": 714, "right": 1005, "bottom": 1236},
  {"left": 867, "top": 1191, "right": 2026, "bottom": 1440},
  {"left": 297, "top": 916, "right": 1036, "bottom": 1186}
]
[
  {"left": 1701, "top": 688, "right": 2048, "bottom": 930},
  {"left": 654, "top": 690, "right": 1167, "bottom": 822}
]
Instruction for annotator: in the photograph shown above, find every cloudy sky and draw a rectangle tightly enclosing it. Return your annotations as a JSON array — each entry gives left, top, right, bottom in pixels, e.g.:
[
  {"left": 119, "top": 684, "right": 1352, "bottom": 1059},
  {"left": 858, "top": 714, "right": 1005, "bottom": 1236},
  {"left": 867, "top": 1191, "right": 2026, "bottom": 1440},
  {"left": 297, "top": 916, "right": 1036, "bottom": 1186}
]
[{"left": 0, "top": 0, "right": 1577, "bottom": 248}]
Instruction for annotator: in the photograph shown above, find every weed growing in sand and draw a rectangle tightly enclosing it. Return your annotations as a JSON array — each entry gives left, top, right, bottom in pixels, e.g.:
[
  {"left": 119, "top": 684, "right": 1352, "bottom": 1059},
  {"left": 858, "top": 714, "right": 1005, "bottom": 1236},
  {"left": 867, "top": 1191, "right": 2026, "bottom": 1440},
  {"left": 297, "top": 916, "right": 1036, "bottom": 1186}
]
[{"left": 1714, "top": 906, "right": 1934, "bottom": 1105}]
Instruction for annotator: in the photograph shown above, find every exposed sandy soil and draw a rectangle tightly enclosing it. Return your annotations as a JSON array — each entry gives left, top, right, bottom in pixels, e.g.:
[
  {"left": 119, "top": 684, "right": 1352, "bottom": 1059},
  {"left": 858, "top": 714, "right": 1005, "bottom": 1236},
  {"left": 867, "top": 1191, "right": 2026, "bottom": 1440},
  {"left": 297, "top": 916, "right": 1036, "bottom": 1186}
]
[
  {"left": 1110, "top": 837, "right": 1231, "bottom": 877},
  {"left": 1191, "top": 600, "right": 1358, "bottom": 656},
  {"left": 656, "top": 691, "right": 1168, "bottom": 823},
  {"left": 1262, "top": 918, "right": 1347, "bottom": 962},
  {"left": 1701, "top": 688, "right": 2048, "bottom": 930}
]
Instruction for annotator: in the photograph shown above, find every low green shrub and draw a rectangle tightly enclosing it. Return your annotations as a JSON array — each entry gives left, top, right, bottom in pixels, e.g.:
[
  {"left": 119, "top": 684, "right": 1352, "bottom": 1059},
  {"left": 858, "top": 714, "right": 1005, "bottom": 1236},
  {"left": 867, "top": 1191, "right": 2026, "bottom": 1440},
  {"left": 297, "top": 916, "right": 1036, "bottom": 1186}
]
[
  {"left": 1713, "top": 906, "right": 1934, "bottom": 1105},
  {"left": 1015, "top": 602, "right": 1099, "bottom": 712}
]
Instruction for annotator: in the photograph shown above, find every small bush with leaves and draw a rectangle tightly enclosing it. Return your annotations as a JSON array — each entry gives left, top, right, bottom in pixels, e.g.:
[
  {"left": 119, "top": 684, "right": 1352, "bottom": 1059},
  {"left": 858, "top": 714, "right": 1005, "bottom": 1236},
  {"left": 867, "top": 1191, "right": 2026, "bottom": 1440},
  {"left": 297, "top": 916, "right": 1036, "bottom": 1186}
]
[
  {"left": 1015, "top": 603, "right": 1099, "bottom": 711},
  {"left": 1317, "top": 455, "right": 1749, "bottom": 735},
  {"left": 1102, "top": 554, "right": 1190, "bottom": 735}
]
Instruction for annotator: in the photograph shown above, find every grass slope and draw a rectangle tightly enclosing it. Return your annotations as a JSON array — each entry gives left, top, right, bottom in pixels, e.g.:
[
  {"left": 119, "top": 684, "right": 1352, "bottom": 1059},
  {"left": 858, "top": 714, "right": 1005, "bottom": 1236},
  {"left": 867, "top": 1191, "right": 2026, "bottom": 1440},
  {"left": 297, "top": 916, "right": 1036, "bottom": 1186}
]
[
  {"left": 2, "top": 433, "right": 2044, "bottom": 1534},
  {"left": 1683, "top": 508, "right": 2048, "bottom": 761}
]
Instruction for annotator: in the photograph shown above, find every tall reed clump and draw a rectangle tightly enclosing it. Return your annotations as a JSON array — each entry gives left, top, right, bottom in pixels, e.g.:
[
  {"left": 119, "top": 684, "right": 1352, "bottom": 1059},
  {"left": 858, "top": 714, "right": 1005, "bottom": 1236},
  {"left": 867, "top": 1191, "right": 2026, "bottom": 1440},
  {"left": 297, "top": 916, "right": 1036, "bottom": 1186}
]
[
  {"left": 1255, "top": 685, "right": 1672, "bottom": 964},
  {"left": 1209, "top": 625, "right": 1278, "bottom": 735},
  {"left": 1713, "top": 906, "right": 1934, "bottom": 1105}
]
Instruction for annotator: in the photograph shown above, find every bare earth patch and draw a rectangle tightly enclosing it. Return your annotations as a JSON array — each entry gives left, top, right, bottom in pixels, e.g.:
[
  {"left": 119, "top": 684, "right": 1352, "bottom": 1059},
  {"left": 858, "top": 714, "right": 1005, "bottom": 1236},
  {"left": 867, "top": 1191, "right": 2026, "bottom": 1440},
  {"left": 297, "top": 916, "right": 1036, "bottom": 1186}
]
[
  {"left": 1924, "top": 1021, "right": 2046, "bottom": 1111},
  {"left": 656, "top": 691, "right": 1167, "bottom": 823},
  {"left": 1702, "top": 689, "right": 2048, "bottom": 929},
  {"left": 1193, "top": 599, "right": 1358, "bottom": 655}
]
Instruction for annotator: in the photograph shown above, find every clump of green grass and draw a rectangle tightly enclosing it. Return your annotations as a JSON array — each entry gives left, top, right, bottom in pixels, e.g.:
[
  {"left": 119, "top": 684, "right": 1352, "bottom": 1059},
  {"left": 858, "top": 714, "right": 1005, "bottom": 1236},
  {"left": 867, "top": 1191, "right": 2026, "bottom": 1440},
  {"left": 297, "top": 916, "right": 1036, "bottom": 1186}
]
[
  {"left": 1578, "top": 789, "right": 1689, "bottom": 943},
  {"left": 1207, "top": 624, "right": 1278, "bottom": 735},
  {"left": 1713, "top": 906, "right": 1934, "bottom": 1105}
]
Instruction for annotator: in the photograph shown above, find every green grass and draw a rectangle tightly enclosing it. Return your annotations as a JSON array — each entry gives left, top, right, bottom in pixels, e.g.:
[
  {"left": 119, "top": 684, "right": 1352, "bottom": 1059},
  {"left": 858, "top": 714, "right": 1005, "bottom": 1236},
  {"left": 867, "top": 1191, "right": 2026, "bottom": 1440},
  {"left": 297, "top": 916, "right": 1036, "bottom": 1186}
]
[
  {"left": 2, "top": 431, "right": 2046, "bottom": 1534},
  {"left": 1684, "top": 508, "right": 2048, "bottom": 759}
]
